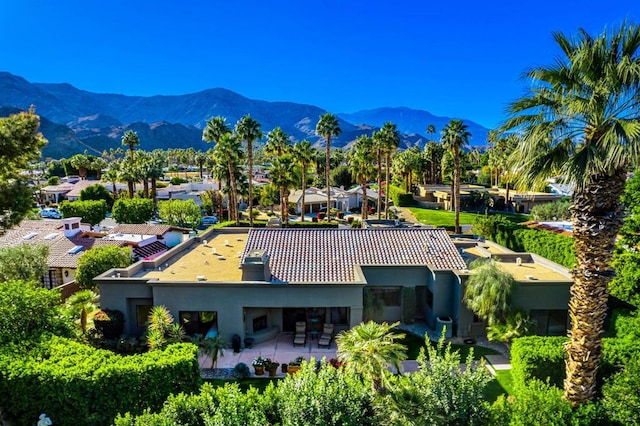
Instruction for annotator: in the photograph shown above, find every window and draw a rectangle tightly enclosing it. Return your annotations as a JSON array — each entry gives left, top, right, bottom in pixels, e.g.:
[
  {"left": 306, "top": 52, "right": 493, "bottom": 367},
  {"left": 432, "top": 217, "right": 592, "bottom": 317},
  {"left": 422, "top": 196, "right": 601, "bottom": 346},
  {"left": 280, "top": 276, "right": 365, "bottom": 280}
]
[
  {"left": 136, "top": 305, "right": 152, "bottom": 327},
  {"left": 179, "top": 311, "right": 217, "bottom": 336},
  {"left": 370, "top": 288, "right": 401, "bottom": 307},
  {"left": 330, "top": 307, "right": 349, "bottom": 325},
  {"left": 530, "top": 309, "right": 568, "bottom": 336},
  {"left": 426, "top": 288, "right": 434, "bottom": 309}
]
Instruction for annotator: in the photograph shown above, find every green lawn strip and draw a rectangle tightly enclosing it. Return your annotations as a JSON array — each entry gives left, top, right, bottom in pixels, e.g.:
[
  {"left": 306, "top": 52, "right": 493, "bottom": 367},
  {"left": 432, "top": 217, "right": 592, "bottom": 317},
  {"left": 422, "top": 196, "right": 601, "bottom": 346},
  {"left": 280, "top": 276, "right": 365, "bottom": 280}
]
[
  {"left": 400, "top": 332, "right": 501, "bottom": 360},
  {"left": 483, "top": 370, "right": 514, "bottom": 402},
  {"left": 408, "top": 208, "right": 529, "bottom": 228}
]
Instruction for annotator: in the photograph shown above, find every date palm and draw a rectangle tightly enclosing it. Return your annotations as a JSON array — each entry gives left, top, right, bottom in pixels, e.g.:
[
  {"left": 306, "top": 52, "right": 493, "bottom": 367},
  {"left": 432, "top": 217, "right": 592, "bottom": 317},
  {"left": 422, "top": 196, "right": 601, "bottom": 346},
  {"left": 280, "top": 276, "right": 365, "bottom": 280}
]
[
  {"left": 380, "top": 122, "right": 400, "bottom": 218},
  {"left": 372, "top": 130, "right": 384, "bottom": 219},
  {"left": 214, "top": 133, "right": 244, "bottom": 225},
  {"left": 441, "top": 119, "right": 471, "bottom": 234},
  {"left": 293, "top": 140, "right": 316, "bottom": 221},
  {"left": 235, "top": 115, "right": 263, "bottom": 227},
  {"left": 203, "top": 117, "right": 231, "bottom": 221},
  {"left": 315, "top": 113, "right": 341, "bottom": 217},
  {"left": 118, "top": 156, "right": 140, "bottom": 199},
  {"left": 121, "top": 130, "right": 140, "bottom": 163},
  {"left": 503, "top": 23, "right": 640, "bottom": 406},
  {"left": 69, "top": 153, "right": 91, "bottom": 179},
  {"left": 348, "top": 135, "right": 376, "bottom": 222},
  {"left": 270, "top": 154, "right": 296, "bottom": 226},
  {"left": 336, "top": 321, "right": 407, "bottom": 394}
]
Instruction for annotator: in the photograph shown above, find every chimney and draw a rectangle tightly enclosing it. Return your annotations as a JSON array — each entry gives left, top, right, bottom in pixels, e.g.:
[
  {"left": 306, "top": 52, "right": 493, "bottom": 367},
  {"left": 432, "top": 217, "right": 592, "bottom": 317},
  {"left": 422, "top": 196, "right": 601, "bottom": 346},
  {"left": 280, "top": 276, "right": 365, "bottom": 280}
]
[
  {"left": 240, "top": 249, "right": 271, "bottom": 281},
  {"left": 62, "top": 217, "right": 83, "bottom": 238}
]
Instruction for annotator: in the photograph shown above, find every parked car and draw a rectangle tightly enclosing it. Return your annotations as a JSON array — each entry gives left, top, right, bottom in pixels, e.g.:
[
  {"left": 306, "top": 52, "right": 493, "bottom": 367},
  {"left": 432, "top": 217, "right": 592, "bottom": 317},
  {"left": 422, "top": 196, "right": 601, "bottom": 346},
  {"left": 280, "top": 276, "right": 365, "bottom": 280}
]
[
  {"left": 200, "top": 216, "right": 218, "bottom": 226},
  {"left": 41, "top": 208, "right": 62, "bottom": 219}
]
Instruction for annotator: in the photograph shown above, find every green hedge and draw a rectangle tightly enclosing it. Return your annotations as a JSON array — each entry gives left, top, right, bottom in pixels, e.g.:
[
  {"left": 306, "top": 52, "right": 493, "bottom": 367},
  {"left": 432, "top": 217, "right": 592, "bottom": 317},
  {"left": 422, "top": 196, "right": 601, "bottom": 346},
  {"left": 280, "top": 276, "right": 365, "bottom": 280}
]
[
  {"left": 0, "top": 336, "right": 201, "bottom": 426},
  {"left": 510, "top": 336, "right": 638, "bottom": 391},
  {"left": 389, "top": 185, "right": 414, "bottom": 207}
]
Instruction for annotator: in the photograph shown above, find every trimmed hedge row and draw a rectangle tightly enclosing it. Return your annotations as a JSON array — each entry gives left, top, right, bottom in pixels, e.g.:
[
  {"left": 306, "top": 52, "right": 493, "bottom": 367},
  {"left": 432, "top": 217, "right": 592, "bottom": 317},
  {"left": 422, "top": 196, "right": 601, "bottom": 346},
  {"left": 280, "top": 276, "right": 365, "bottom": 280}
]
[
  {"left": 0, "top": 336, "right": 201, "bottom": 426},
  {"left": 510, "top": 336, "right": 639, "bottom": 390},
  {"left": 389, "top": 185, "right": 414, "bottom": 207}
]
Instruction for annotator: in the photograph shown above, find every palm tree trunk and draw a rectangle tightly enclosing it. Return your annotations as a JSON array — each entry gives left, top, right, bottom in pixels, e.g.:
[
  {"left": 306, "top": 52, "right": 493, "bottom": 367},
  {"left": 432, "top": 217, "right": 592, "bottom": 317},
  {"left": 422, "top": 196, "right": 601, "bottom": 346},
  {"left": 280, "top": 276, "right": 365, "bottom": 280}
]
[
  {"left": 128, "top": 181, "right": 134, "bottom": 199},
  {"left": 143, "top": 179, "right": 149, "bottom": 199},
  {"left": 248, "top": 142, "right": 254, "bottom": 227},
  {"left": 326, "top": 136, "right": 331, "bottom": 220},
  {"left": 301, "top": 161, "right": 307, "bottom": 222},
  {"left": 228, "top": 164, "right": 239, "bottom": 226},
  {"left": 377, "top": 149, "right": 382, "bottom": 219},
  {"left": 454, "top": 147, "right": 460, "bottom": 234},
  {"left": 151, "top": 179, "right": 158, "bottom": 207},
  {"left": 564, "top": 171, "right": 625, "bottom": 406},
  {"left": 361, "top": 180, "right": 368, "bottom": 223},
  {"left": 218, "top": 180, "right": 224, "bottom": 221},
  {"left": 385, "top": 153, "right": 390, "bottom": 219}
]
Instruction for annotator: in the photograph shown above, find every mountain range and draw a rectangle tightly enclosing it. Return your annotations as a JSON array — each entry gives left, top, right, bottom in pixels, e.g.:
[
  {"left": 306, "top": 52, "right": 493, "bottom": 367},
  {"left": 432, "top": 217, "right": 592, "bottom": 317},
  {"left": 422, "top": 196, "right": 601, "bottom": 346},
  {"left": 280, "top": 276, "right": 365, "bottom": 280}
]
[{"left": 0, "top": 72, "right": 490, "bottom": 159}]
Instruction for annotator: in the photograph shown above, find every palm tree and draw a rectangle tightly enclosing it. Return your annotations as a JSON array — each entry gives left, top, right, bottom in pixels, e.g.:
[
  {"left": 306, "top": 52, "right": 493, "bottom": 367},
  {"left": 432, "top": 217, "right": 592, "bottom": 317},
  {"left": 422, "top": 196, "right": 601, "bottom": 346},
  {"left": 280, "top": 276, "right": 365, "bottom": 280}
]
[
  {"left": 89, "top": 156, "right": 108, "bottom": 180},
  {"left": 372, "top": 130, "right": 384, "bottom": 219},
  {"left": 194, "top": 150, "right": 208, "bottom": 179},
  {"left": 121, "top": 130, "right": 140, "bottom": 163},
  {"left": 264, "top": 127, "right": 291, "bottom": 159},
  {"left": 235, "top": 115, "right": 263, "bottom": 227},
  {"left": 380, "top": 122, "right": 400, "bottom": 218},
  {"left": 293, "top": 140, "right": 316, "bottom": 221},
  {"left": 424, "top": 141, "right": 444, "bottom": 184},
  {"left": 102, "top": 166, "right": 120, "bottom": 196},
  {"left": 315, "top": 113, "right": 342, "bottom": 217},
  {"left": 118, "top": 156, "right": 140, "bottom": 199},
  {"left": 336, "top": 321, "right": 407, "bottom": 394},
  {"left": 203, "top": 116, "right": 231, "bottom": 221},
  {"left": 441, "top": 119, "right": 471, "bottom": 234},
  {"left": 214, "top": 133, "right": 244, "bottom": 225},
  {"left": 348, "top": 135, "right": 376, "bottom": 222},
  {"left": 463, "top": 259, "right": 514, "bottom": 326},
  {"left": 69, "top": 153, "right": 91, "bottom": 179},
  {"left": 503, "top": 23, "right": 640, "bottom": 406},
  {"left": 65, "top": 289, "right": 99, "bottom": 335},
  {"left": 270, "top": 154, "right": 296, "bottom": 226}
]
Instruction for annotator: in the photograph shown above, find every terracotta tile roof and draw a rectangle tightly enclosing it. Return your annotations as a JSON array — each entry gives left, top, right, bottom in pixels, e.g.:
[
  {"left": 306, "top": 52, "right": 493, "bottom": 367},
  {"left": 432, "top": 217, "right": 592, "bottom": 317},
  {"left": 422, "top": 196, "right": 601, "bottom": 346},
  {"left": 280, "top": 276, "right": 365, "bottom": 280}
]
[
  {"left": 0, "top": 221, "right": 126, "bottom": 269},
  {"left": 111, "top": 224, "right": 174, "bottom": 235},
  {"left": 242, "top": 228, "right": 466, "bottom": 283}
]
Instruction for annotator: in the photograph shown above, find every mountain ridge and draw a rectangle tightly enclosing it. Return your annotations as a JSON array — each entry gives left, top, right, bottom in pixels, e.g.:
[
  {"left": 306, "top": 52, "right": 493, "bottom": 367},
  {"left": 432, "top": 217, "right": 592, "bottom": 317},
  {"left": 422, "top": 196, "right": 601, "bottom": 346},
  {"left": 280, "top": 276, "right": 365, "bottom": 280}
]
[{"left": 0, "top": 72, "right": 489, "bottom": 158}]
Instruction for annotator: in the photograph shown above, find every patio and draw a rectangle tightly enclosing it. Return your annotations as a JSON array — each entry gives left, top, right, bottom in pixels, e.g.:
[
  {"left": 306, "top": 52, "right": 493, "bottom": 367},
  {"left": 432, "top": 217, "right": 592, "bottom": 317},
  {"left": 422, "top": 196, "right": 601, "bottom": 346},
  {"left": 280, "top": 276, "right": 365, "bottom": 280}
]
[{"left": 199, "top": 332, "right": 338, "bottom": 370}]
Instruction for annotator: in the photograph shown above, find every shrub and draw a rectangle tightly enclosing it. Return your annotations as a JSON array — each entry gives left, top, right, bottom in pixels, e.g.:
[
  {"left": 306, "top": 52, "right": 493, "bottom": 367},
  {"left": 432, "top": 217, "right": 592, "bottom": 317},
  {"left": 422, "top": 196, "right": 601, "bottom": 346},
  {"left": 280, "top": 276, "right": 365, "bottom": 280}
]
[
  {"left": 601, "top": 355, "right": 640, "bottom": 425},
  {"left": 170, "top": 177, "right": 188, "bottom": 185},
  {"left": 112, "top": 198, "right": 154, "bottom": 224},
  {"left": 93, "top": 309, "right": 125, "bottom": 339},
  {"left": 0, "top": 337, "right": 201, "bottom": 426},
  {"left": 530, "top": 199, "right": 572, "bottom": 221},
  {"left": 397, "top": 193, "right": 414, "bottom": 207},
  {"left": 510, "top": 336, "right": 567, "bottom": 390},
  {"left": 233, "top": 362, "right": 251, "bottom": 379}
]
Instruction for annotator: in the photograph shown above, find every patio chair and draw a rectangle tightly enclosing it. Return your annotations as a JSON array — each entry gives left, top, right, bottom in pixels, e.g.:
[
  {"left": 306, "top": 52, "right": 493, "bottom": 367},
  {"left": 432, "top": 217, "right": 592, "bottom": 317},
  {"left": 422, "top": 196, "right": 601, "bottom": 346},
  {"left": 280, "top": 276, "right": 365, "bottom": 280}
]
[
  {"left": 293, "top": 321, "right": 306, "bottom": 347},
  {"left": 317, "top": 323, "right": 334, "bottom": 348}
]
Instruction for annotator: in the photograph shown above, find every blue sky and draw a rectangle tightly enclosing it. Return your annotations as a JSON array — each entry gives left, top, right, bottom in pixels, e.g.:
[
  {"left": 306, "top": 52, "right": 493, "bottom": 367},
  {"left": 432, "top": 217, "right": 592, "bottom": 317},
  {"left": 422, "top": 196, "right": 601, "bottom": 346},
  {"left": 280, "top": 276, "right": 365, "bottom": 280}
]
[{"left": 0, "top": 1, "right": 638, "bottom": 129}]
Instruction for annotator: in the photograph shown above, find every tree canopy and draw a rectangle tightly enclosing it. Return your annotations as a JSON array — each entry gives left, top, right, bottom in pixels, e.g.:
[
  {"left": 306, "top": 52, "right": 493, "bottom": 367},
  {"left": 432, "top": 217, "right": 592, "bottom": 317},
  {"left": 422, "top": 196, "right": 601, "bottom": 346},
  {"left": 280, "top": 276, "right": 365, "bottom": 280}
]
[
  {"left": 75, "top": 246, "right": 132, "bottom": 289},
  {"left": 0, "top": 244, "right": 49, "bottom": 284}
]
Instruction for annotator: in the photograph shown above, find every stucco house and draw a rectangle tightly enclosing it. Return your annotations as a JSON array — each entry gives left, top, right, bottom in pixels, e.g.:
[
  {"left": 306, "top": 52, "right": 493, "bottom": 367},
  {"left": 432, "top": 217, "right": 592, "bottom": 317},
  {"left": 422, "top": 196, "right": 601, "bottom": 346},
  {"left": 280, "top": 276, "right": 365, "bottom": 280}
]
[{"left": 96, "top": 227, "right": 572, "bottom": 345}]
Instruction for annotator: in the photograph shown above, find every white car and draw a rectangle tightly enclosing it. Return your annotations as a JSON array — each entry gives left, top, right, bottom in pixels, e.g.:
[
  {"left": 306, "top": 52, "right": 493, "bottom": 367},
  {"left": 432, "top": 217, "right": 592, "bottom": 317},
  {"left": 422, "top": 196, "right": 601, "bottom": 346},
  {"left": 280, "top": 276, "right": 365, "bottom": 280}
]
[{"left": 41, "top": 208, "right": 62, "bottom": 219}]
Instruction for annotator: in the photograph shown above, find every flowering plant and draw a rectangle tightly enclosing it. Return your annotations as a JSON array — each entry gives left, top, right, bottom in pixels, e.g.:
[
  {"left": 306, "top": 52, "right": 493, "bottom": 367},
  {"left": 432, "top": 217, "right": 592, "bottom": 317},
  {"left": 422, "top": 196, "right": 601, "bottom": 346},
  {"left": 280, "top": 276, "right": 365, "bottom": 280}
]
[
  {"left": 252, "top": 356, "right": 267, "bottom": 367},
  {"left": 265, "top": 359, "right": 280, "bottom": 370}
]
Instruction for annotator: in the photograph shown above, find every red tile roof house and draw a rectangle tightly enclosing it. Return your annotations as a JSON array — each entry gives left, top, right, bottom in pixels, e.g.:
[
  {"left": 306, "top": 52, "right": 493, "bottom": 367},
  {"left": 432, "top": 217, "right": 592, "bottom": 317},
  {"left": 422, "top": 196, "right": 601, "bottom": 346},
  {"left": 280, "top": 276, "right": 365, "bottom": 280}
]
[
  {"left": 96, "top": 228, "right": 572, "bottom": 344},
  {"left": 0, "top": 219, "right": 188, "bottom": 292}
]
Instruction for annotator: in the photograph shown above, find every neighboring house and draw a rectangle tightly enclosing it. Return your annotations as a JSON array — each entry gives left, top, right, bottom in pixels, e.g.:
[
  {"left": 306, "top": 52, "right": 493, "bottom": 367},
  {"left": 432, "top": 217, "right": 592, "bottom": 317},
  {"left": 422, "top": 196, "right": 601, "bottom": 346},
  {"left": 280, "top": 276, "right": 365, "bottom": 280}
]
[
  {"left": 156, "top": 181, "right": 220, "bottom": 205},
  {"left": 97, "top": 228, "right": 572, "bottom": 343},
  {"left": 288, "top": 187, "right": 364, "bottom": 214},
  {"left": 109, "top": 224, "right": 192, "bottom": 251},
  {"left": 40, "top": 179, "right": 126, "bottom": 203}
]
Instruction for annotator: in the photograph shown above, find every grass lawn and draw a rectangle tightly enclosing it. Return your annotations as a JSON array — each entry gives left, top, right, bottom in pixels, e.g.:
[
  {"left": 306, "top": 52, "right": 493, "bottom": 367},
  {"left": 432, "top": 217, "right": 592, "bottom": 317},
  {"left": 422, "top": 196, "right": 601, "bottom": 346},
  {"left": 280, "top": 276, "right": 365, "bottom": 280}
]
[
  {"left": 399, "top": 332, "right": 501, "bottom": 360},
  {"left": 484, "top": 370, "right": 514, "bottom": 402},
  {"left": 408, "top": 207, "right": 529, "bottom": 228}
]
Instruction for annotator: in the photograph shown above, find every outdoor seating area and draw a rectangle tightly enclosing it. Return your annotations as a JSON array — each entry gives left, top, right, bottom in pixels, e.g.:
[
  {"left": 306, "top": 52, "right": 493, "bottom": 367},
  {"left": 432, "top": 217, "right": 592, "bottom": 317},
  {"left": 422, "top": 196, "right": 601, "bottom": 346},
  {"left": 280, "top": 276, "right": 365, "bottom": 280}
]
[
  {"left": 293, "top": 321, "right": 306, "bottom": 347},
  {"left": 318, "top": 323, "right": 334, "bottom": 348}
]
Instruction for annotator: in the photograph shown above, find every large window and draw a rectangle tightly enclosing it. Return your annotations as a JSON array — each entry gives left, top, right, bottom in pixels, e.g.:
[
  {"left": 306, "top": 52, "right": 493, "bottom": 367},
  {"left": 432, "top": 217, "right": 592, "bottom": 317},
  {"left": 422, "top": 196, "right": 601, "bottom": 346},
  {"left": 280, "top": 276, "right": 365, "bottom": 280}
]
[
  {"left": 136, "top": 305, "right": 152, "bottom": 327},
  {"left": 179, "top": 311, "right": 218, "bottom": 336},
  {"left": 530, "top": 309, "right": 568, "bottom": 336},
  {"left": 330, "top": 307, "right": 349, "bottom": 325},
  {"left": 369, "top": 287, "right": 402, "bottom": 307}
]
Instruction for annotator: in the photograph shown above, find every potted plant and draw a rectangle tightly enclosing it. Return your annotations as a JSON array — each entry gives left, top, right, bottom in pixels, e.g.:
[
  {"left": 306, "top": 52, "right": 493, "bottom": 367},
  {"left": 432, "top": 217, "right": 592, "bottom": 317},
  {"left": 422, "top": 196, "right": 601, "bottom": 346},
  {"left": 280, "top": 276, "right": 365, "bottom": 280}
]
[
  {"left": 265, "top": 359, "right": 280, "bottom": 377},
  {"left": 287, "top": 356, "right": 305, "bottom": 375},
  {"left": 252, "top": 356, "right": 267, "bottom": 375}
]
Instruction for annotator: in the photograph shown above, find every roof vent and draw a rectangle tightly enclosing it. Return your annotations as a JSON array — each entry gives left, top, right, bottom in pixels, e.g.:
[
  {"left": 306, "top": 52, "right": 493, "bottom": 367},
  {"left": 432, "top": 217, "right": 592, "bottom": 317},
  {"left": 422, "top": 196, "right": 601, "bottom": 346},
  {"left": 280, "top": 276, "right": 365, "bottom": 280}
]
[
  {"left": 23, "top": 232, "right": 38, "bottom": 240},
  {"left": 44, "top": 233, "right": 58, "bottom": 240},
  {"left": 68, "top": 245, "right": 84, "bottom": 255},
  {"left": 516, "top": 257, "right": 522, "bottom": 266}
]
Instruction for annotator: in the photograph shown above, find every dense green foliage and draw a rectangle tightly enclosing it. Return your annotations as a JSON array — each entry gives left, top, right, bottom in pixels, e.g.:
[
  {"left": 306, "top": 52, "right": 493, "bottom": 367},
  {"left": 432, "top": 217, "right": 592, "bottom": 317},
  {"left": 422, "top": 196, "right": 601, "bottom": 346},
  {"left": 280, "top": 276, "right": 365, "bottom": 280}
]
[
  {"left": 158, "top": 199, "right": 201, "bottom": 229},
  {"left": 79, "top": 184, "right": 114, "bottom": 210},
  {"left": 0, "top": 243, "right": 49, "bottom": 283},
  {"left": 0, "top": 337, "right": 200, "bottom": 426},
  {"left": 601, "top": 355, "right": 640, "bottom": 425},
  {"left": 510, "top": 336, "right": 567, "bottom": 389},
  {"left": 112, "top": 198, "right": 155, "bottom": 224},
  {"left": 0, "top": 111, "right": 48, "bottom": 234},
  {"left": 388, "top": 184, "right": 414, "bottom": 207},
  {"left": 529, "top": 199, "right": 572, "bottom": 221},
  {"left": 473, "top": 216, "right": 576, "bottom": 268},
  {"left": 0, "top": 280, "right": 70, "bottom": 345},
  {"left": 464, "top": 259, "right": 514, "bottom": 326},
  {"left": 610, "top": 250, "right": 640, "bottom": 308},
  {"left": 75, "top": 246, "right": 132, "bottom": 289},
  {"left": 59, "top": 199, "right": 108, "bottom": 226}
]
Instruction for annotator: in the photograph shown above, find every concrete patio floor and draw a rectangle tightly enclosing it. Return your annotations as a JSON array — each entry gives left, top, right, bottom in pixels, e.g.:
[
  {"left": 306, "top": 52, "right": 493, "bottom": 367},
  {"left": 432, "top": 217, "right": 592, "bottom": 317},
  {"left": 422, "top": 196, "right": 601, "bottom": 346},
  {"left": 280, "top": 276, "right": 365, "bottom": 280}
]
[{"left": 199, "top": 332, "right": 338, "bottom": 370}]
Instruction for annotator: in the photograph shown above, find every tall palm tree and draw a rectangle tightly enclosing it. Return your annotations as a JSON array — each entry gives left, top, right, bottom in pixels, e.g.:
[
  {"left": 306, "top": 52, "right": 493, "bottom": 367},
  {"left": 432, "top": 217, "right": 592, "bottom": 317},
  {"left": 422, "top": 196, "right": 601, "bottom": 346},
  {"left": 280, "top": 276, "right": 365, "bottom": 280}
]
[
  {"left": 69, "top": 153, "right": 91, "bottom": 179},
  {"left": 89, "top": 156, "right": 108, "bottom": 180},
  {"left": 194, "top": 150, "right": 208, "bottom": 179},
  {"left": 424, "top": 141, "right": 444, "bottom": 184},
  {"left": 203, "top": 117, "right": 231, "bottom": 221},
  {"left": 264, "top": 127, "right": 291, "bottom": 159},
  {"left": 441, "top": 119, "right": 471, "bottom": 234},
  {"left": 235, "top": 115, "right": 263, "bottom": 227},
  {"left": 118, "top": 156, "right": 140, "bottom": 199},
  {"left": 372, "top": 130, "right": 384, "bottom": 219},
  {"left": 316, "top": 113, "right": 342, "bottom": 218},
  {"left": 147, "top": 150, "right": 165, "bottom": 207},
  {"left": 121, "top": 130, "right": 140, "bottom": 163},
  {"left": 503, "top": 23, "right": 640, "bottom": 406},
  {"left": 102, "top": 166, "right": 120, "bottom": 196},
  {"left": 380, "top": 122, "right": 400, "bottom": 218},
  {"left": 336, "top": 321, "right": 407, "bottom": 394},
  {"left": 214, "top": 133, "right": 244, "bottom": 225},
  {"left": 348, "top": 135, "right": 376, "bottom": 222},
  {"left": 293, "top": 140, "right": 316, "bottom": 221},
  {"left": 270, "top": 154, "right": 296, "bottom": 226}
]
